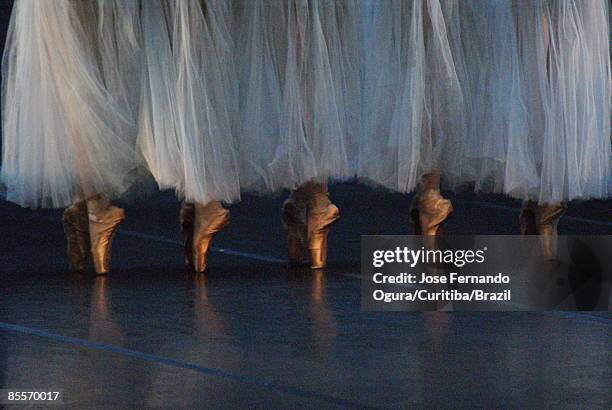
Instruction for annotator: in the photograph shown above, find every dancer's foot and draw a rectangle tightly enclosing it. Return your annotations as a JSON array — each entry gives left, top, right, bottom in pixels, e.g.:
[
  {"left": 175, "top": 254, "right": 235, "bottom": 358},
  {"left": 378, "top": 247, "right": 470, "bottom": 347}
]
[
  {"left": 520, "top": 201, "right": 566, "bottom": 259},
  {"left": 283, "top": 182, "right": 340, "bottom": 269},
  {"left": 308, "top": 199, "right": 340, "bottom": 270},
  {"left": 410, "top": 189, "right": 453, "bottom": 236},
  {"left": 62, "top": 201, "right": 90, "bottom": 272},
  {"left": 520, "top": 202, "right": 566, "bottom": 234},
  {"left": 88, "top": 204, "right": 125, "bottom": 275},
  {"left": 192, "top": 201, "right": 230, "bottom": 273},
  {"left": 535, "top": 203, "right": 566, "bottom": 237}
]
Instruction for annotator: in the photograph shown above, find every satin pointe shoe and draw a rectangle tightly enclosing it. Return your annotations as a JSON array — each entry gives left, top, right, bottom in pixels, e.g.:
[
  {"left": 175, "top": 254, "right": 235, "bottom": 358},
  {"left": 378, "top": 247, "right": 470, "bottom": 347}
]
[
  {"left": 180, "top": 202, "right": 196, "bottom": 272},
  {"left": 282, "top": 198, "right": 309, "bottom": 266},
  {"left": 88, "top": 205, "right": 125, "bottom": 274},
  {"left": 535, "top": 203, "right": 566, "bottom": 237},
  {"left": 410, "top": 189, "right": 453, "bottom": 236},
  {"left": 535, "top": 203, "right": 566, "bottom": 260},
  {"left": 62, "top": 201, "right": 90, "bottom": 272},
  {"left": 519, "top": 201, "right": 566, "bottom": 259},
  {"left": 308, "top": 199, "right": 340, "bottom": 270},
  {"left": 192, "top": 202, "right": 230, "bottom": 273},
  {"left": 519, "top": 201, "right": 566, "bottom": 235}
]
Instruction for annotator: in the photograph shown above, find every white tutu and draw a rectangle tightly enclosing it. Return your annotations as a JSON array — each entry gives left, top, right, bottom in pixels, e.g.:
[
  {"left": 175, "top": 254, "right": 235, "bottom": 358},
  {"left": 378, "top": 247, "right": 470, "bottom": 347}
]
[
  {"left": 233, "top": 0, "right": 361, "bottom": 192},
  {"left": 533, "top": 0, "right": 610, "bottom": 202},
  {"left": 453, "top": 0, "right": 610, "bottom": 203},
  {"left": 357, "top": 0, "right": 466, "bottom": 193},
  {"left": 1, "top": 0, "right": 140, "bottom": 208},
  {"left": 138, "top": 0, "right": 240, "bottom": 204}
]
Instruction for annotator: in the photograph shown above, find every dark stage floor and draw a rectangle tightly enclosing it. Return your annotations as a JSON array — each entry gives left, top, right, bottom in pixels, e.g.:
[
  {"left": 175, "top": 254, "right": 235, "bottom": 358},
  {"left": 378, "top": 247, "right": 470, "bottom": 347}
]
[{"left": 0, "top": 183, "right": 610, "bottom": 408}]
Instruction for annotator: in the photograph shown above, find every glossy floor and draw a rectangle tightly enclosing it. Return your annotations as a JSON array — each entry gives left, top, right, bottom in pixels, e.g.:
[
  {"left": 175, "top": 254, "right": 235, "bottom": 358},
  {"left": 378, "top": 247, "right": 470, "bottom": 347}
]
[{"left": 1, "top": 184, "right": 610, "bottom": 408}]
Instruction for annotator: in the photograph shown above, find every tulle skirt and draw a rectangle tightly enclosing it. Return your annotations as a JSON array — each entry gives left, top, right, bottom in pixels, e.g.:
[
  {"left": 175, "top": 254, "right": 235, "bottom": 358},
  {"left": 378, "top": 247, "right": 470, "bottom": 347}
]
[
  {"left": 138, "top": 0, "right": 240, "bottom": 204},
  {"left": 357, "top": 0, "right": 467, "bottom": 193},
  {"left": 1, "top": 0, "right": 140, "bottom": 208},
  {"left": 453, "top": 0, "right": 610, "bottom": 203},
  {"left": 233, "top": 0, "right": 361, "bottom": 192},
  {"left": 4, "top": 1, "right": 608, "bottom": 207}
]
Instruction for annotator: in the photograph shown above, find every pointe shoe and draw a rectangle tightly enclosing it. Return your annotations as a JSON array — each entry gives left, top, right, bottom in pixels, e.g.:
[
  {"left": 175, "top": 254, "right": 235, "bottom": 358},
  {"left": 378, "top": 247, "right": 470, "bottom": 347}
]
[
  {"left": 410, "top": 189, "right": 453, "bottom": 236},
  {"left": 519, "top": 202, "right": 566, "bottom": 235},
  {"left": 282, "top": 198, "right": 308, "bottom": 265},
  {"left": 520, "top": 201, "right": 566, "bottom": 259},
  {"left": 88, "top": 205, "right": 125, "bottom": 274},
  {"left": 62, "top": 201, "right": 90, "bottom": 272},
  {"left": 308, "top": 202, "right": 340, "bottom": 270},
  {"left": 192, "top": 202, "right": 230, "bottom": 273},
  {"left": 536, "top": 204, "right": 566, "bottom": 260},
  {"left": 535, "top": 203, "right": 566, "bottom": 237},
  {"left": 180, "top": 202, "right": 196, "bottom": 272}
]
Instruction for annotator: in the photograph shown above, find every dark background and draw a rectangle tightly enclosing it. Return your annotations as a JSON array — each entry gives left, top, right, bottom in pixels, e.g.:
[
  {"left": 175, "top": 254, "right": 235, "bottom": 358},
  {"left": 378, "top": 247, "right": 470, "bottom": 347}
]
[{"left": 0, "top": 1, "right": 11, "bottom": 61}]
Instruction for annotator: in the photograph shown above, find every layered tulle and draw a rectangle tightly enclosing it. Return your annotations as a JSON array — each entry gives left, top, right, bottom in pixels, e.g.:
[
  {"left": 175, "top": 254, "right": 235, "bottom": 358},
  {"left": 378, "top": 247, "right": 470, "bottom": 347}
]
[
  {"left": 233, "top": 0, "right": 361, "bottom": 192},
  {"left": 357, "top": 0, "right": 467, "bottom": 193},
  {"left": 4, "top": 0, "right": 608, "bottom": 208},
  {"left": 533, "top": 0, "right": 610, "bottom": 202},
  {"left": 449, "top": 0, "right": 534, "bottom": 197},
  {"left": 138, "top": 0, "right": 240, "bottom": 204},
  {"left": 1, "top": 0, "right": 140, "bottom": 208},
  {"left": 452, "top": 0, "right": 610, "bottom": 203}
]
